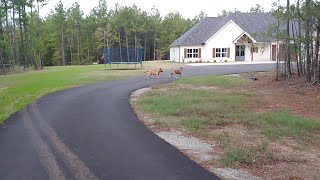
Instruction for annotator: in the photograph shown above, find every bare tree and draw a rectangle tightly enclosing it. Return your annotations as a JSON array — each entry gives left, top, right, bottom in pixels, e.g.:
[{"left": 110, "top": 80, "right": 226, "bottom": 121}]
[
  {"left": 305, "top": 0, "right": 311, "bottom": 82},
  {"left": 12, "top": 0, "right": 18, "bottom": 65},
  {"left": 285, "top": 0, "right": 291, "bottom": 78}
]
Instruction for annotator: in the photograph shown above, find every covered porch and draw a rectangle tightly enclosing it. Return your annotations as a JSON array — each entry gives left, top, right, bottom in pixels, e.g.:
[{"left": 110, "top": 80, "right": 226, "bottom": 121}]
[{"left": 233, "top": 33, "right": 272, "bottom": 62}]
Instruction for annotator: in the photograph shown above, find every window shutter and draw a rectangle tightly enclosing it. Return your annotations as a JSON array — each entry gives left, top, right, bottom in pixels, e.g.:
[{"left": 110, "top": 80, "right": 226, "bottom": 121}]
[
  {"left": 227, "top": 48, "right": 230, "bottom": 58},
  {"left": 198, "top": 48, "right": 201, "bottom": 58},
  {"left": 213, "top": 48, "right": 216, "bottom": 58},
  {"left": 184, "top": 48, "right": 187, "bottom": 58}
]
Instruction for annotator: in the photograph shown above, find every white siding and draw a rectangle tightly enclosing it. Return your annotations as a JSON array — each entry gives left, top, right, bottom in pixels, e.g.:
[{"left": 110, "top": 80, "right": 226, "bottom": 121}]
[
  {"left": 204, "top": 21, "right": 243, "bottom": 62},
  {"left": 251, "top": 43, "right": 272, "bottom": 61}
]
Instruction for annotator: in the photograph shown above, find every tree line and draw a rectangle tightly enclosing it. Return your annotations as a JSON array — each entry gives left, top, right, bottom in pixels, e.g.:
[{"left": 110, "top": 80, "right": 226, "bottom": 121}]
[
  {"left": 272, "top": 0, "right": 320, "bottom": 83},
  {"left": 1, "top": 0, "right": 319, "bottom": 84},
  {"left": 0, "top": 0, "right": 204, "bottom": 67}
]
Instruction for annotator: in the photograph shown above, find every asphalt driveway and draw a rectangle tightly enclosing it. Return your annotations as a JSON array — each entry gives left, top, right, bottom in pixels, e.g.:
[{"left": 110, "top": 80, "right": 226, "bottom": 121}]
[{"left": 0, "top": 64, "right": 275, "bottom": 180}]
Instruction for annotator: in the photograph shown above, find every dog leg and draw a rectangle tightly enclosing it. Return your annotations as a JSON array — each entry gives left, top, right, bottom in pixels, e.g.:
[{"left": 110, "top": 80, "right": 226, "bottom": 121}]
[{"left": 169, "top": 72, "right": 174, "bottom": 79}]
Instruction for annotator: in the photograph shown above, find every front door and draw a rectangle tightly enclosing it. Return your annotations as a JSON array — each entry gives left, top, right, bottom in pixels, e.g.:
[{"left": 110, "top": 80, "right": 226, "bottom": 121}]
[{"left": 236, "top": 45, "right": 245, "bottom": 61}]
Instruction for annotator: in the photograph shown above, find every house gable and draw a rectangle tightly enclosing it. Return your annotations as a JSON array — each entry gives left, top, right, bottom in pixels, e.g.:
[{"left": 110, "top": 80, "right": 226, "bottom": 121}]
[
  {"left": 205, "top": 20, "right": 243, "bottom": 47},
  {"left": 233, "top": 32, "right": 257, "bottom": 43},
  {"left": 205, "top": 20, "right": 244, "bottom": 44}
]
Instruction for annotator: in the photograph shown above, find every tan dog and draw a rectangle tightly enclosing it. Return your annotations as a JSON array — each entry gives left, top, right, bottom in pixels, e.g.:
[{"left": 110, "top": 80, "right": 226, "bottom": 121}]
[
  {"left": 169, "top": 67, "right": 186, "bottom": 78},
  {"left": 145, "top": 68, "right": 163, "bottom": 79}
]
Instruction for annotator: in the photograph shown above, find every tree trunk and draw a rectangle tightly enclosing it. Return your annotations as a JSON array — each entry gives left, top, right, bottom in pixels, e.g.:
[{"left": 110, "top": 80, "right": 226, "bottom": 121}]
[
  {"left": 0, "top": 56, "right": 5, "bottom": 75},
  {"left": 135, "top": 33, "right": 137, "bottom": 60},
  {"left": 314, "top": 21, "right": 320, "bottom": 82},
  {"left": 12, "top": 0, "right": 18, "bottom": 65},
  {"left": 305, "top": 0, "right": 311, "bottom": 82},
  {"left": 30, "top": 3, "right": 37, "bottom": 68},
  {"left": 23, "top": 4, "right": 31, "bottom": 67},
  {"left": 286, "top": 0, "right": 291, "bottom": 78},
  {"left": 77, "top": 24, "right": 80, "bottom": 65},
  {"left": 118, "top": 31, "right": 122, "bottom": 62},
  {"left": 61, "top": 28, "right": 66, "bottom": 65},
  {"left": 4, "top": 0, "right": 12, "bottom": 64},
  {"left": 297, "top": 0, "right": 303, "bottom": 75},
  {"left": 276, "top": 4, "right": 280, "bottom": 81},
  {"left": 70, "top": 45, "right": 73, "bottom": 63},
  {"left": 18, "top": 5, "right": 25, "bottom": 66},
  {"left": 87, "top": 48, "right": 90, "bottom": 63},
  {"left": 37, "top": 0, "right": 43, "bottom": 68},
  {"left": 126, "top": 35, "right": 129, "bottom": 62},
  {"left": 144, "top": 36, "right": 146, "bottom": 61},
  {"left": 153, "top": 35, "right": 155, "bottom": 61}
]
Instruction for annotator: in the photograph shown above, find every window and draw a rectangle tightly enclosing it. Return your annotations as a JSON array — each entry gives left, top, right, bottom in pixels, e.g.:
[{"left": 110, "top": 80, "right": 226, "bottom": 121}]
[
  {"left": 187, "top": 48, "right": 199, "bottom": 58},
  {"left": 216, "top": 48, "right": 227, "bottom": 58},
  {"left": 251, "top": 47, "right": 258, "bottom": 53}
]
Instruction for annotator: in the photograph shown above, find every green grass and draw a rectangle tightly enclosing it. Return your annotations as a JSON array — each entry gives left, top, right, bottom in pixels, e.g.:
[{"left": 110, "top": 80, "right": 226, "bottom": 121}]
[
  {"left": 136, "top": 75, "right": 320, "bottom": 139},
  {"left": 181, "top": 117, "right": 207, "bottom": 132},
  {"left": 221, "top": 147, "right": 252, "bottom": 166},
  {"left": 176, "top": 75, "right": 249, "bottom": 88},
  {"left": 0, "top": 61, "right": 182, "bottom": 123},
  {"left": 137, "top": 88, "right": 252, "bottom": 127},
  {"left": 220, "top": 141, "right": 277, "bottom": 166},
  {"left": 260, "top": 111, "right": 320, "bottom": 138}
]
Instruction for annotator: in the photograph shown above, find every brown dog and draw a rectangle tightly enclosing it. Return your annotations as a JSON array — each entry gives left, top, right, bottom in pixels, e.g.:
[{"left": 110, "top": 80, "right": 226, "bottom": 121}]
[
  {"left": 145, "top": 68, "right": 163, "bottom": 79},
  {"left": 169, "top": 67, "right": 186, "bottom": 78}
]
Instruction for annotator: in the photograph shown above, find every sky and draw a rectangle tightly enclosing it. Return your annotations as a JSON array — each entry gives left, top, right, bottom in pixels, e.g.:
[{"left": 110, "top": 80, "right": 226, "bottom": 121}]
[{"left": 40, "top": 0, "right": 281, "bottom": 19}]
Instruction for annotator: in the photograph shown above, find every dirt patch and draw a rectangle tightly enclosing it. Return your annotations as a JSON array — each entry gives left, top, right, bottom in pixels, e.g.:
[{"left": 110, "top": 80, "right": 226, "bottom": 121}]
[
  {"left": 0, "top": 87, "right": 8, "bottom": 91},
  {"left": 131, "top": 88, "right": 151, "bottom": 101},
  {"left": 242, "top": 72, "right": 320, "bottom": 120}
]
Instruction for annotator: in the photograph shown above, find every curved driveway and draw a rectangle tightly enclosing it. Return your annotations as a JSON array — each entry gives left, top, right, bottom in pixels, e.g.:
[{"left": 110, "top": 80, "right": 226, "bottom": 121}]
[{"left": 0, "top": 64, "right": 274, "bottom": 180}]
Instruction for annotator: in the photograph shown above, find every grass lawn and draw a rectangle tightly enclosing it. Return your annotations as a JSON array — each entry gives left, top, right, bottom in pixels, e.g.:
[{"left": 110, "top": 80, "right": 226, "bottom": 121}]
[
  {"left": 0, "top": 61, "right": 182, "bottom": 123},
  {"left": 134, "top": 75, "right": 320, "bottom": 168}
]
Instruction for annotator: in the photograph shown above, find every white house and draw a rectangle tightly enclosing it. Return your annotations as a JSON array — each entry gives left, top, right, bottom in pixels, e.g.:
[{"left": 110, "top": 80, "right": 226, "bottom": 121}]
[{"left": 170, "top": 13, "right": 282, "bottom": 63}]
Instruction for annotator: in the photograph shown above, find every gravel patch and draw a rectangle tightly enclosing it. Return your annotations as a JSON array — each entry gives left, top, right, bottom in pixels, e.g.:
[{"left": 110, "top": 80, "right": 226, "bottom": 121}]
[
  {"left": 156, "top": 131, "right": 216, "bottom": 162},
  {"left": 130, "top": 87, "right": 151, "bottom": 101},
  {"left": 211, "top": 168, "right": 262, "bottom": 180}
]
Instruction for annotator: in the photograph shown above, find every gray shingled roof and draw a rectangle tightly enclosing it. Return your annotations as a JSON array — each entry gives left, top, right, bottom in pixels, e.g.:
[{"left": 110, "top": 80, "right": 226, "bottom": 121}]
[{"left": 170, "top": 13, "right": 277, "bottom": 47}]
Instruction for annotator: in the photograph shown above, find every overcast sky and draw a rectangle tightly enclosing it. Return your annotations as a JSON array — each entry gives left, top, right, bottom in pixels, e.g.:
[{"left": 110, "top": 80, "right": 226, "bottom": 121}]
[{"left": 40, "top": 0, "right": 282, "bottom": 18}]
